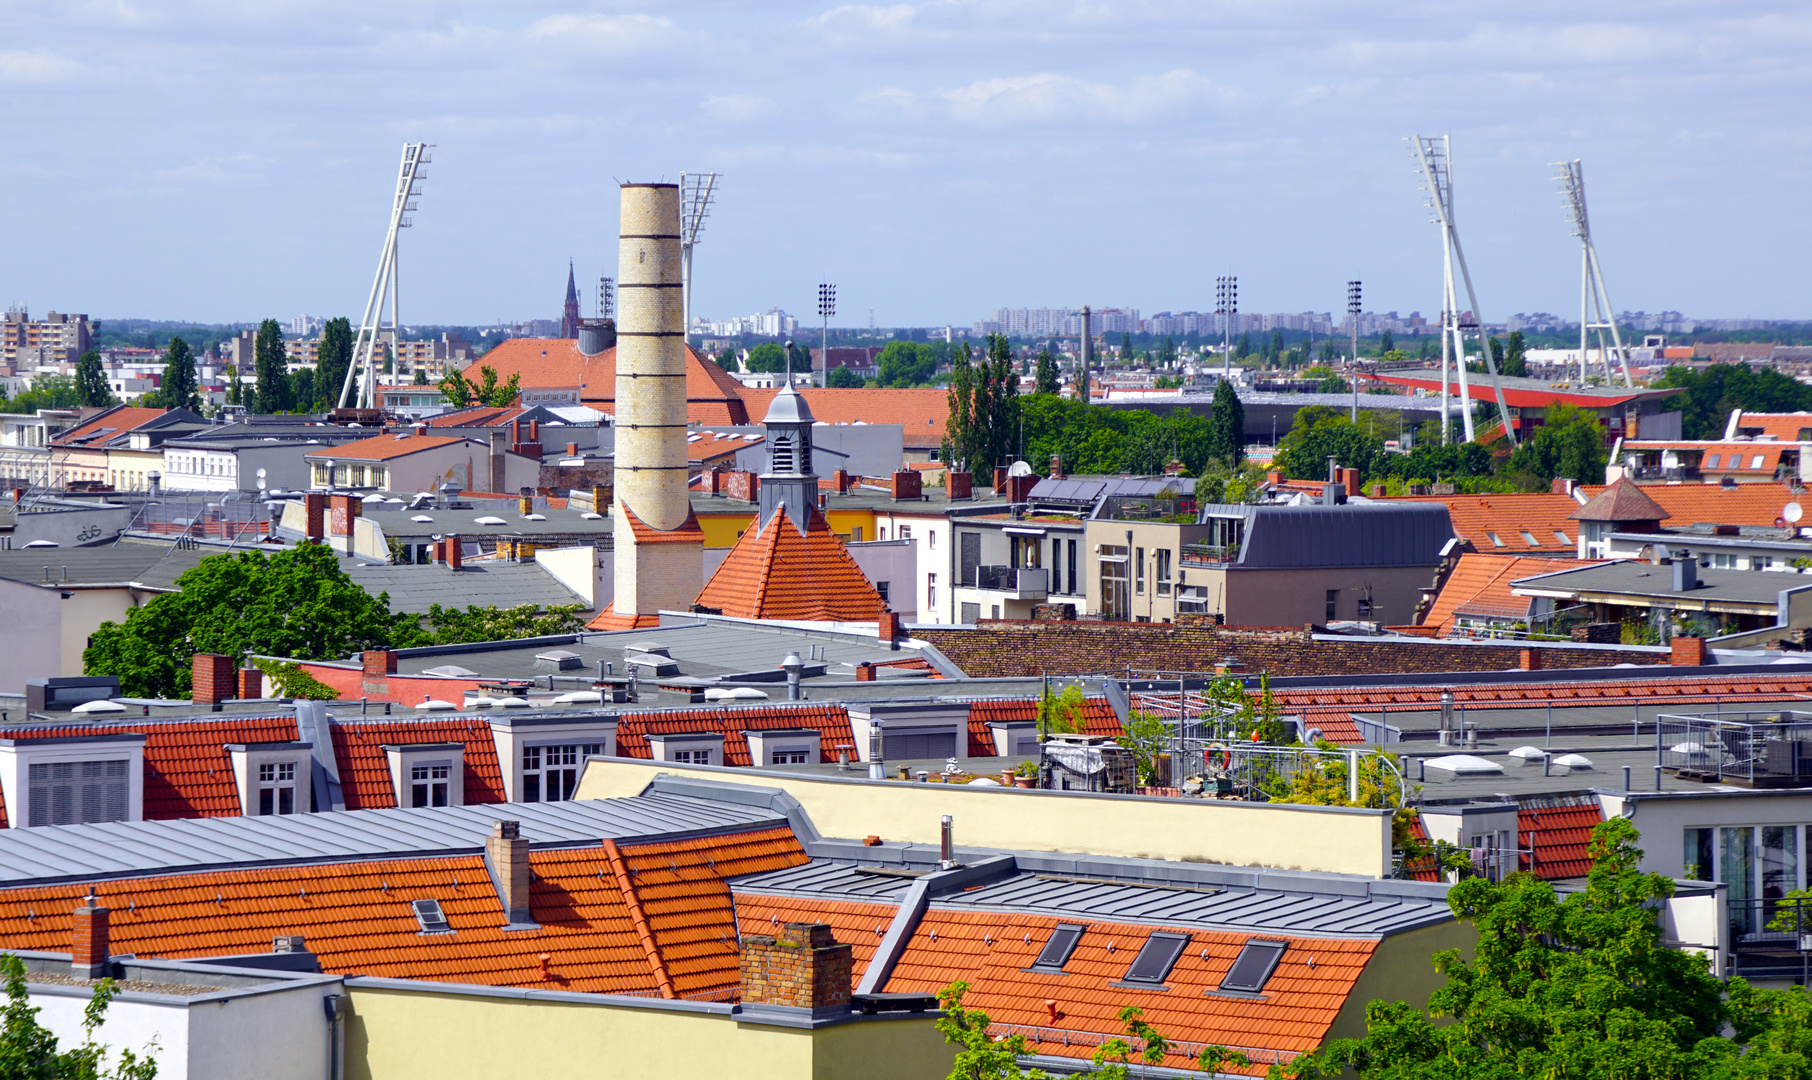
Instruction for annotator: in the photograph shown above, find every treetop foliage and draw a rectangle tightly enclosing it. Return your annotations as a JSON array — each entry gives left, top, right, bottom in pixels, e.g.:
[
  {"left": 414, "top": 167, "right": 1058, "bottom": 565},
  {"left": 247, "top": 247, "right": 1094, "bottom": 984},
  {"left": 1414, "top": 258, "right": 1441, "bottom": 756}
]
[{"left": 1654, "top": 362, "right": 1812, "bottom": 439}]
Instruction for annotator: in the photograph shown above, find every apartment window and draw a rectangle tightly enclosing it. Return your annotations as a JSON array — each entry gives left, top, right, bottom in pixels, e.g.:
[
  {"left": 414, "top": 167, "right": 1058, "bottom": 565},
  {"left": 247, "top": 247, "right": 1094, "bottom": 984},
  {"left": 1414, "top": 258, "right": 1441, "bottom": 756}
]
[
  {"left": 1051, "top": 545, "right": 1063, "bottom": 593},
  {"left": 1486, "top": 532, "right": 1506, "bottom": 547},
  {"left": 411, "top": 763, "right": 451, "bottom": 808},
  {"left": 1134, "top": 547, "right": 1145, "bottom": 594},
  {"left": 770, "top": 750, "right": 809, "bottom": 765},
  {"left": 1357, "top": 595, "right": 1374, "bottom": 618},
  {"left": 851, "top": 526, "right": 863, "bottom": 542},
  {"left": 523, "top": 744, "right": 580, "bottom": 802},
  {"left": 1553, "top": 530, "right": 1571, "bottom": 544},
  {"left": 1219, "top": 939, "right": 1287, "bottom": 994},
  {"left": 1030, "top": 924, "right": 1085, "bottom": 972},
  {"left": 27, "top": 760, "right": 128, "bottom": 827},
  {"left": 876, "top": 581, "right": 890, "bottom": 603},
  {"left": 1067, "top": 540, "right": 1077, "bottom": 595},
  {"left": 927, "top": 573, "right": 937, "bottom": 610},
  {"left": 1325, "top": 589, "right": 1339, "bottom": 621},
  {"left": 1753, "top": 556, "right": 1774, "bottom": 571},
  {"left": 1120, "top": 932, "right": 1189, "bottom": 986},
  {"left": 878, "top": 528, "right": 887, "bottom": 540},
  {"left": 257, "top": 761, "right": 297, "bottom": 816},
  {"left": 672, "top": 749, "right": 712, "bottom": 765},
  {"left": 1156, "top": 548, "right": 1172, "bottom": 596},
  {"left": 928, "top": 532, "right": 937, "bottom": 550},
  {"left": 900, "top": 526, "right": 912, "bottom": 540}
]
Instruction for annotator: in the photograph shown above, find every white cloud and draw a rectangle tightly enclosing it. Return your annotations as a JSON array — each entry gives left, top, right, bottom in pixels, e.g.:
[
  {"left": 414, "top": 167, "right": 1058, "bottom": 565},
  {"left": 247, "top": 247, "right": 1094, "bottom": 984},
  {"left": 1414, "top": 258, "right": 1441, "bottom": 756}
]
[
  {"left": 152, "top": 154, "right": 267, "bottom": 189},
  {"left": 523, "top": 12, "right": 682, "bottom": 53},
  {"left": 701, "top": 94, "right": 773, "bottom": 123},
  {"left": 937, "top": 68, "right": 1233, "bottom": 126},
  {"left": 0, "top": 50, "right": 80, "bottom": 84},
  {"left": 805, "top": 4, "right": 917, "bottom": 34}
]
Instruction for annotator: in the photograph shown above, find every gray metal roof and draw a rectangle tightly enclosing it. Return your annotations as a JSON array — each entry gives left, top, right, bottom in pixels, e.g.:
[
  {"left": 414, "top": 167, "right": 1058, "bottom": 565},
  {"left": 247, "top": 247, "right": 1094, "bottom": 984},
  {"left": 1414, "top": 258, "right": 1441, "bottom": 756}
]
[
  {"left": 1214, "top": 502, "right": 1453, "bottom": 569},
  {"left": 0, "top": 541, "right": 211, "bottom": 589},
  {"left": 347, "top": 561, "right": 590, "bottom": 615},
  {"left": 1511, "top": 561, "right": 1812, "bottom": 607},
  {"left": 733, "top": 859, "right": 1450, "bottom": 937},
  {"left": 0, "top": 794, "right": 784, "bottom": 887},
  {"left": 357, "top": 504, "right": 614, "bottom": 543}
]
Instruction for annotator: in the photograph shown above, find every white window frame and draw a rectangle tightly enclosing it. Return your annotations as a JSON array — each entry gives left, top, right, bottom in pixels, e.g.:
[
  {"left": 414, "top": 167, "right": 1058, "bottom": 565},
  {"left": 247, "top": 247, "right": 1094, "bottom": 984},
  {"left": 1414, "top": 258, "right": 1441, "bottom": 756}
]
[
  {"left": 0, "top": 735, "right": 147, "bottom": 829},
  {"left": 383, "top": 743, "right": 467, "bottom": 810},
  {"left": 226, "top": 742, "right": 314, "bottom": 817},
  {"left": 486, "top": 716, "right": 618, "bottom": 803},
  {"left": 744, "top": 729, "right": 822, "bottom": 769},
  {"left": 648, "top": 733, "right": 726, "bottom": 768}
]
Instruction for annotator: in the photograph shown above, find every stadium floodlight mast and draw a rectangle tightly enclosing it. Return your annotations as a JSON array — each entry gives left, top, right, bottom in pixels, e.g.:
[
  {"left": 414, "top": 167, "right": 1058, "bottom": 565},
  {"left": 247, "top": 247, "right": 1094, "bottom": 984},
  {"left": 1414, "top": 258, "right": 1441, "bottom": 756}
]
[
  {"left": 1348, "top": 280, "right": 1362, "bottom": 422},
  {"left": 679, "top": 172, "right": 719, "bottom": 343},
  {"left": 1554, "top": 159, "right": 1633, "bottom": 387},
  {"left": 597, "top": 275, "right": 614, "bottom": 322},
  {"left": 340, "top": 142, "right": 430, "bottom": 410},
  {"left": 817, "top": 283, "right": 835, "bottom": 388},
  {"left": 1215, "top": 275, "right": 1237, "bottom": 378},
  {"left": 1409, "top": 135, "right": 1515, "bottom": 446}
]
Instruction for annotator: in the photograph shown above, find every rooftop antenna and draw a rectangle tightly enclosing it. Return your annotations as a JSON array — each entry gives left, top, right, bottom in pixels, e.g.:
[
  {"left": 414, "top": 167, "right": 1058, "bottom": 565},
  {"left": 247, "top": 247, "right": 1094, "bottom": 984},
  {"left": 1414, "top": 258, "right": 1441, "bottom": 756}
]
[
  {"left": 1409, "top": 135, "right": 1514, "bottom": 446},
  {"left": 340, "top": 142, "right": 431, "bottom": 411},
  {"left": 1555, "top": 160, "right": 1633, "bottom": 387},
  {"left": 679, "top": 172, "right": 719, "bottom": 343}
]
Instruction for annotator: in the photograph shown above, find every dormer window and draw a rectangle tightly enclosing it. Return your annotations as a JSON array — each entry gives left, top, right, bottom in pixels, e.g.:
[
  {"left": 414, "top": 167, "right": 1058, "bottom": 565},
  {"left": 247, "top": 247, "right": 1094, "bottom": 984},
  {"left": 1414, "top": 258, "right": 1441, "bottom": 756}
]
[
  {"left": 258, "top": 762, "right": 298, "bottom": 815},
  {"left": 0, "top": 734, "right": 148, "bottom": 829},
  {"left": 411, "top": 763, "right": 451, "bottom": 807},
  {"left": 382, "top": 743, "right": 467, "bottom": 810}
]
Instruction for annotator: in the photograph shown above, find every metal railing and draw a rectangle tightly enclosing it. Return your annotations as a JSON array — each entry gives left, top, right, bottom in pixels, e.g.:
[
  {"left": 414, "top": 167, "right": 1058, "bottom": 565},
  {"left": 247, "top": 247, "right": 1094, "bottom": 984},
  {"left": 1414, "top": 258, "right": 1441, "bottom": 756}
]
[
  {"left": 1657, "top": 711, "right": 1812, "bottom": 786},
  {"left": 971, "top": 565, "right": 1048, "bottom": 597},
  {"left": 1729, "top": 896, "right": 1812, "bottom": 984}
]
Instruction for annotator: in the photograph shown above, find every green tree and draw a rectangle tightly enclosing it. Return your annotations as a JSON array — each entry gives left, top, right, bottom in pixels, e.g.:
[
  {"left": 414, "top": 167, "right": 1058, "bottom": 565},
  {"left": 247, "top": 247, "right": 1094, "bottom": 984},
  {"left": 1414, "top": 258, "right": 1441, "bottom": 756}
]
[
  {"left": 1506, "top": 402, "right": 1608, "bottom": 485},
  {"left": 944, "top": 336, "right": 1020, "bottom": 473},
  {"left": 152, "top": 336, "right": 200, "bottom": 411},
  {"left": 875, "top": 341, "right": 936, "bottom": 387},
  {"left": 380, "top": 343, "right": 393, "bottom": 376},
  {"left": 1157, "top": 336, "right": 1177, "bottom": 369},
  {"left": 1120, "top": 710, "right": 1170, "bottom": 785},
  {"left": 744, "top": 343, "right": 788, "bottom": 373},
  {"left": 1269, "top": 329, "right": 1285, "bottom": 364},
  {"left": 420, "top": 603, "right": 587, "bottom": 645},
  {"left": 714, "top": 346, "right": 741, "bottom": 371},
  {"left": 0, "top": 953, "right": 159, "bottom": 1079},
  {"left": 226, "top": 370, "right": 242, "bottom": 407},
  {"left": 1500, "top": 330, "right": 1528, "bottom": 378},
  {"left": 1275, "top": 408, "right": 1385, "bottom": 482},
  {"left": 84, "top": 544, "right": 421, "bottom": 699},
  {"left": 441, "top": 365, "right": 520, "bottom": 409},
  {"left": 316, "top": 317, "right": 354, "bottom": 410},
  {"left": 412, "top": 367, "right": 429, "bottom": 387},
  {"left": 1300, "top": 818, "right": 1812, "bottom": 1080},
  {"left": 1033, "top": 348, "right": 1060, "bottom": 395},
  {"left": 1234, "top": 334, "right": 1251, "bottom": 360},
  {"left": 1208, "top": 379, "right": 1245, "bottom": 467},
  {"left": 438, "top": 367, "right": 472, "bottom": 408},
  {"left": 253, "top": 318, "right": 290, "bottom": 413},
  {"left": 1315, "top": 374, "right": 1349, "bottom": 394},
  {"left": 1653, "top": 362, "right": 1812, "bottom": 439},
  {"left": 74, "top": 350, "right": 114, "bottom": 408},
  {"left": 826, "top": 366, "right": 863, "bottom": 388},
  {"left": 1379, "top": 328, "right": 1393, "bottom": 354},
  {"left": 0, "top": 374, "right": 82, "bottom": 415},
  {"left": 289, "top": 366, "right": 314, "bottom": 413}
]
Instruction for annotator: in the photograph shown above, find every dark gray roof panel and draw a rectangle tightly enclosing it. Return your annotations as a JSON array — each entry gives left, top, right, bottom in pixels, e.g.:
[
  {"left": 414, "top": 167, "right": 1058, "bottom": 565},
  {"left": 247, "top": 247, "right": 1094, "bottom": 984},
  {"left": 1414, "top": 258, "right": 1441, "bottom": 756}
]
[
  {"left": 0, "top": 795, "right": 784, "bottom": 887},
  {"left": 1238, "top": 503, "right": 1453, "bottom": 569},
  {"left": 346, "top": 562, "right": 591, "bottom": 615}
]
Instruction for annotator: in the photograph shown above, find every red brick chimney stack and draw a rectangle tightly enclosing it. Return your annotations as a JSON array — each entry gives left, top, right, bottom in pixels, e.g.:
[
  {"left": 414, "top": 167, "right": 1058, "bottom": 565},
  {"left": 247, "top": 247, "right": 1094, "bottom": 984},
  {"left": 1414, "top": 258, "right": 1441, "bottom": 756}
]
[
  {"left": 739, "top": 922, "right": 853, "bottom": 1013},
  {"left": 72, "top": 888, "right": 109, "bottom": 979},
  {"left": 193, "top": 653, "right": 234, "bottom": 705}
]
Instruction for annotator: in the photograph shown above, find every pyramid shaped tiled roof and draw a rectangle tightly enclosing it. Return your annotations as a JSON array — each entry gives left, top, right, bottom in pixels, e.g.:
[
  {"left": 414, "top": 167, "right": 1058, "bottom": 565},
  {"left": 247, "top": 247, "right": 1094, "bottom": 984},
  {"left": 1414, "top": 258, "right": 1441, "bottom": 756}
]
[
  {"left": 1569, "top": 477, "right": 1671, "bottom": 523},
  {"left": 692, "top": 504, "right": 884, "bottom": 622}
]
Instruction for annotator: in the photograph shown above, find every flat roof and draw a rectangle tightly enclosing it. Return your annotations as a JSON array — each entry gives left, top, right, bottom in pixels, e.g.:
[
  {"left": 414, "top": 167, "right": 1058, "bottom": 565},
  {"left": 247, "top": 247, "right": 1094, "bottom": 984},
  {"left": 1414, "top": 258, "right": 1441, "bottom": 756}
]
[{"left": 1511, "top": 561, "right": 1812, "bottom": 607}]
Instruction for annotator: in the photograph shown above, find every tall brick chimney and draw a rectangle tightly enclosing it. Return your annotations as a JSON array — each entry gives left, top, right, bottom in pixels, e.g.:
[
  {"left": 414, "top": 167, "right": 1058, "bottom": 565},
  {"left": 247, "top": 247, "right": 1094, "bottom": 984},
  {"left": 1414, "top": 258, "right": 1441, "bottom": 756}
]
[
  {"left": 740, "top": 922, "right": 852, "bottom": 1014},
  {"left": 193, "top": 653, "right": 234, "bottom": 705},
  {"left": 303, "top": 492, "right": 327, "bottom": 542},
  {"left": 72, "top": 888, "right": 109, "bottom": 979},
  {"left": 487, "top": 820, "right": 531, "bottom": 925}
]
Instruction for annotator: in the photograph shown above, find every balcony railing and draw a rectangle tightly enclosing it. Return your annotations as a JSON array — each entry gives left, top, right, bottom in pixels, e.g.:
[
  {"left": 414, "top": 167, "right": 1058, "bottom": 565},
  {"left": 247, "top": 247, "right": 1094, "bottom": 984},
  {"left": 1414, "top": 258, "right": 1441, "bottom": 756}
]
[
  {"left": 1658, "top": 711, "right": 1812, "bottom": 787},
  {"left": 970, "top": 565, "right": 1048, "bottom": 599}
]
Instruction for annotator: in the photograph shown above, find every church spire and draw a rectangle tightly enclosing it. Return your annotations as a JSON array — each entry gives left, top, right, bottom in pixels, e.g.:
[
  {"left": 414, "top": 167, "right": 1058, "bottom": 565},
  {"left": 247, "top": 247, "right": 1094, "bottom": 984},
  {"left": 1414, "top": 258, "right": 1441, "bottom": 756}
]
[{"left": 560, "top": 260, "right": 581, "bottom": 339}]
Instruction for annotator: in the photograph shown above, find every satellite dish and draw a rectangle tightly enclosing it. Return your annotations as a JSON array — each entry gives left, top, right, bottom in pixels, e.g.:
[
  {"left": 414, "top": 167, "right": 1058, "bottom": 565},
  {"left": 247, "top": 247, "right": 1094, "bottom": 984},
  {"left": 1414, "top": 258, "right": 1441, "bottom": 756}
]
[
  {"left": 1787, "top": 502, "right": 1803, "bottom": 523},
  {"left": 1007, "top": 460, "right": 1033, "bottom": 478},
  {"left": 256, "top": 468, "right": 267, "bottom": 479},
  {"left": 256, "top": 478, "right": 266, "bottom": 490}
]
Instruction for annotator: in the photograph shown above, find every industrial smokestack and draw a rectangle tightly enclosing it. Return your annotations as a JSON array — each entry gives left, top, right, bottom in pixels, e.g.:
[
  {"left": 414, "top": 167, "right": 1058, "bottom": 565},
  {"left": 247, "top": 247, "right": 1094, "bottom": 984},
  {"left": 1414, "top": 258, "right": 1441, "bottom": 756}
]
[
  {"left": 612, "top": 183, "right": 703, "bottom": 621},
  {"left": 1079, "top": 306, "right": 1092, "bottom": 403}
]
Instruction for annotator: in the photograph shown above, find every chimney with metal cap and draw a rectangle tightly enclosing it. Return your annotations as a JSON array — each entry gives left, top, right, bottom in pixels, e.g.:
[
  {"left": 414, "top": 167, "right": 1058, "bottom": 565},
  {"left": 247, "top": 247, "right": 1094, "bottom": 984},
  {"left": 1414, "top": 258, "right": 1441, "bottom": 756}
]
[
  {"left": 72, "top": 886, "right": 109, "bottom": 979},
  {"left": 486, "top": 820, "right": 531, "bottom": 925},
  {"left": 782, "top": 652, "right": 804, "bottom": 701}
]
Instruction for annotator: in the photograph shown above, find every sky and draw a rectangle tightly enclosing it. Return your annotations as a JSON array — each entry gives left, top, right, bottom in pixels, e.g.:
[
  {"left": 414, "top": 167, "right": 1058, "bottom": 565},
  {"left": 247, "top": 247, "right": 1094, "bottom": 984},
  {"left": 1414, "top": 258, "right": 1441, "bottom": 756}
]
[{"left": 3, "top": 0, "right": 1809, "bottom": 329}]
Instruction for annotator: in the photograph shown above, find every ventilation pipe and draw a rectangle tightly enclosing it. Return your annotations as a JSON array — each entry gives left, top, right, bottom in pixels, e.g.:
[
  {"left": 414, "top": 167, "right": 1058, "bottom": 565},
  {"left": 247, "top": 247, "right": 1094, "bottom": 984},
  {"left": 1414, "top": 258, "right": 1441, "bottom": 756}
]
[
  {"left": 868, "top": 718, "right": 885, "bottom": 780},
  {"left": 939, "top": 815, "right": 955, "bottom": 870},
  {"left": 781, "top": 652, "right": 803, "bottom": 701},
  {"left": 1438, "top": 691, "right": 1455, "bottom": 746}
]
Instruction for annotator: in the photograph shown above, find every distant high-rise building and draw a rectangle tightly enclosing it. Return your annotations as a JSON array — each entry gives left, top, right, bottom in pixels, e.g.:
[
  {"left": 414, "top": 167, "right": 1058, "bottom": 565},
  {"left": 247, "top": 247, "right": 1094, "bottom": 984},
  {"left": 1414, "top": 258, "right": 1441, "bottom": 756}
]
[
  {"left": 0, "top": 307, "right": 93, "bottom": 370},
  {"left": 560, "top": 261, "right": 581, "bottom": 339}
]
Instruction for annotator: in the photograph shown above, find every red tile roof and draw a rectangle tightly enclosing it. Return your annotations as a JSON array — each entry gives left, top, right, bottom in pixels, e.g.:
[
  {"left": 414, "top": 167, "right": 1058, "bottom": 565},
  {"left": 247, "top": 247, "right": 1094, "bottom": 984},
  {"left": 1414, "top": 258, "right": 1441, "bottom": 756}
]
[
  {"left": 882, "top": 908, "right": 1377, "bottom": 1071},
  {"left": 425, "top": 406, "right": 529, "bottom": 428},
  {"left": 964, "top": 698, "right": 1120, "bottom": 757},
  {"left": 0, "top": 716, "right": 299, "bottom": 826},
  {"left": 738, "top": 387, "right": 949, "bottom": 448},
  {"left": 612, "top": 704, "right": 857, "bottom": 766},
  {"left": 1570, "top": 478, "right": 1670, "bottom": 522},
  {"left": 693, "top": 506, "right": 885, "bottom": 622},
  {"left": 1520, "top": 802, "right": 1603, "bottom": 880},
  {"left": 1574, "top": 481, "right": 1801, "bottom": 527},
  {"left": 303, "top": 433, "right": 472, "bottom": 462},
  {"left": 732, "top": 895, "right": 895, "bottom": 982},
  {"left": 1733, "top": 413, "right": 1812, "bottom": 441},
  {"left": 327, "top": 719, "right": 508, "bottom": 810},
  {"left": 688, "top": 431, "right": 761, "bottom": 462},
  {"left": 1422, "top": 554, "right": 1606, "bottom": 633},
  {"left": 1401, "top": 814, "right": 1443, "bottom": 882},
  {"left": 472, "top": 341, "right": 753, "bottom": 425},
  {"left": 1389, "top": 492, "right": 1582, "bottom": 553},
  {"left": 50, "top": 407, "right": 169, "bottom": 448},
  {"left": 0, "top": 826, "right": 804, "bottom": 996}
]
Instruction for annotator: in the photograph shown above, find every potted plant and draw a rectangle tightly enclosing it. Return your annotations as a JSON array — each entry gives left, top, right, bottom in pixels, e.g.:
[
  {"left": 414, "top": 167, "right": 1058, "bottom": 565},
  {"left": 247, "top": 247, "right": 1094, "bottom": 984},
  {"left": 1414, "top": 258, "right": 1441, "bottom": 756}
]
[{"left": 1013, "top": 760, "right": 1038, "bottom": 788}]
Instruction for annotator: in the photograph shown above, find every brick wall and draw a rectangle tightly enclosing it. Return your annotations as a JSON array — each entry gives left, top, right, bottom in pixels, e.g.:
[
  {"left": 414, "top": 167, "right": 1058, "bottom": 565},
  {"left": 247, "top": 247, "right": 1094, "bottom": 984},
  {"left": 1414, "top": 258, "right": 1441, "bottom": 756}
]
[
  {"left": 71, "top": 901, "right": 109, "bottom": 979},
  {"left": 947, "top": 471, "right": 972, "bottom": 500},
  {"left": 192, "top": 653, "right": 235, "bottom": 704},
  {"left": 724, "top": 471, "right": 759, "bottom": 503},
  {"left": 915, "top": 622, "right": 1665, "bottom": 679},
  {"left": 363, "top": 650, "right": 398, "bottom": 677},
  {"left": 891, "top": 470, "right": 922, "bottom": 500},
  {"left": 330, "top": 494, "right": 361, "bottom": 537},
  {"left": 303, "top": 492, "right": 327, "bottom": 540},
  {"left": 237, "top": 667, "right": 263, "bottom": 699},
  {"left": 739, "top": 922, "right": 852, "bottom": 1011}
]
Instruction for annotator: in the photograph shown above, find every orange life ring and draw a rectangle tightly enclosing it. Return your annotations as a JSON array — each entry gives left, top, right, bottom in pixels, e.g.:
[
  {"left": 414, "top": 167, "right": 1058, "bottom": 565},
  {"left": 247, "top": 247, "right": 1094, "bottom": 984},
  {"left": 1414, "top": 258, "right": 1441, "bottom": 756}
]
[{"left": 1207, "top": 742, "right": 1232, "bottom": 770}]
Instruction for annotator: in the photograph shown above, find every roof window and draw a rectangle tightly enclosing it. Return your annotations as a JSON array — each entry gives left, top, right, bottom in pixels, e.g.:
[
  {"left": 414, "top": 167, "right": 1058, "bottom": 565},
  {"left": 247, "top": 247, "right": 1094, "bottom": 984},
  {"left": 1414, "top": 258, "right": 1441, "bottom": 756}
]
[
  {"left": 1519, "top": 531, "right": 1539, "bottom": 546},
  {"left": 1030, "top": 924, "right": 1085, "bottom": 971},
  {"left": 1552, "top": 530, "right": 1571, "bottom": 544},
  {"left": 412, "top": 898, "right": 451, "bottom": 934},
  {"left": 1486, "top": 532, "right": 1506, "bottom": 547},
  {"left": 1120, "top": 931, "right": 1189, "bottom": 985},
  {"left": 1705, "top": 454, "right": 1720, "bottom": 468},
  {"left": 1219, "top": 939, "right": 1287, "bottom": 993}
]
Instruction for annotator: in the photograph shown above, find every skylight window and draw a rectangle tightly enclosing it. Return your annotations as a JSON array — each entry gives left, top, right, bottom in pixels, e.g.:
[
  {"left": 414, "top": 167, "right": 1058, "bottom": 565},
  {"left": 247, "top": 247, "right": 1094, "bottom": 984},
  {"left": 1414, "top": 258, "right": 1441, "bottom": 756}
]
[
  {"left": 1219, "top": 939, "right": 1287, "bottom": 994},
  {"left": 1487, "top": 532, "right": 1506, "bottom": 547},
  {"left": 1031, "top": 924, "right": 1085, "bottom": 971},
  {"left": 1705, "top": 454, "right": 1720, "bottom": 469},
  {"left": 1752, "top": 455, "right": 1766, "bottom": 470},
  {"left": 412, "top": 898, "right": 451, "bottom": 934},
  {"left": 1552, "top": 530, "right": 1571, "bottom": 544},
  {"left": 1519, "top": 531, "right": 1539, "bottom": 546},
  {"left": 1121, "top": 932, "right": 1189, "bottom": 985}
]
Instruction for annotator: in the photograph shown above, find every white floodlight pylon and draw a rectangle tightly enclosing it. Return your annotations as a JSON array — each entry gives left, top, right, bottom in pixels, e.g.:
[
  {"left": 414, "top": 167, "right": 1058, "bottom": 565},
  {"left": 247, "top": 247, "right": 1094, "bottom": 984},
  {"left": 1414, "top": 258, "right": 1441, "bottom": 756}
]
[
  {"left": 1410, "top": 135, "right": 1516, "bottom": 446},
  {"left": 339, "top": 143, "right": 431, "bottom": 410},
  {"left": 1554, "top": 160, "right": 1633, "bottom": 388},
  {"left": 679, "top": 172, "right": 719, "bottom": 342}
]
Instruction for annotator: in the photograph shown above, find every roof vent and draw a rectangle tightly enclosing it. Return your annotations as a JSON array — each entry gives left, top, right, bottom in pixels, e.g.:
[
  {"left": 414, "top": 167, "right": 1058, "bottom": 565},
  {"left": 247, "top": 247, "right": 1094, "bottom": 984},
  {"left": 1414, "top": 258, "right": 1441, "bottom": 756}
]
[
  {"left": 412, "top": 898, "right": 452, "bottom": 934},
  {"left": 272, "top": 934, "right": 307, "bottom": 953},
  {"left": 535, "top": 649, "right": 584, "bottom": 672},
  {"left": 1422, "top": 753, "right": 1503, "bottom": 777}
]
